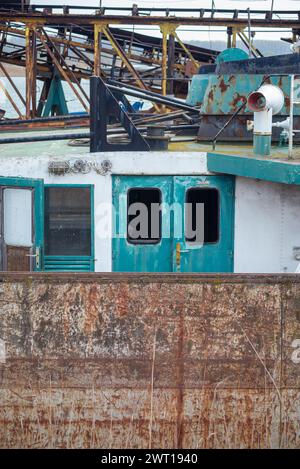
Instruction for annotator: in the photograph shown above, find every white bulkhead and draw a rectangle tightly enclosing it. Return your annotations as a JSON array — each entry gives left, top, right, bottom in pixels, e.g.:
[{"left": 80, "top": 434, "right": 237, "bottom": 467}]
[{"left": 0, "top": 150, "right": 300, "bottom": 273}]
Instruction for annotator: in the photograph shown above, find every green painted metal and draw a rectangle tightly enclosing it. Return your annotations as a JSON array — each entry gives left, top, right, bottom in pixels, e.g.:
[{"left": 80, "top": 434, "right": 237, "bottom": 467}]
[
  {"left": 207, "top": 152, "right": 300, "bottom": 185},
  {"left": 44, "top": 256, "right": 93, "bottom": 271},
  {"left": 112, "top": 175, "right": 235, "bottom": 273},
  {"left": 254, "top": 134, "right": 271, "bottom": 156},
  {"left": 186, "top": 74, "right": 209, "bottom": 107},
  {"left": 187, "top": 48, "right": 248, "bottom": 108},
  {"left": 0, "top": 176, "right": 44, "bottom": 271},
  {"left": 42, "top": 76, "right": 68, "bottom": 117},
  {"left": 215, "top": 47, "right": 248, "bottom": 64},
  {"left": 187, "top": 74, "right": 296, "bottom": 116},
  {"left": 44, "top": 184, "right": 94, "bottom": 272},
  {"left": 173, "top": 176, "right": 235, "bottom": 273},
  {"left": 113, "top": 176, "right": 173, "bottom": 272}
]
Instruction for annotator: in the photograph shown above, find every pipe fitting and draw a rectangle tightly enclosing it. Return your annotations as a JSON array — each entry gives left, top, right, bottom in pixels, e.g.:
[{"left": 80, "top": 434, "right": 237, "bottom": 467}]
[
  {"left": 248, "top": 84, "right": 284, "bottom": 115},
  {"left": 247, "top": 84, "right": 284, "bottom": 156}
]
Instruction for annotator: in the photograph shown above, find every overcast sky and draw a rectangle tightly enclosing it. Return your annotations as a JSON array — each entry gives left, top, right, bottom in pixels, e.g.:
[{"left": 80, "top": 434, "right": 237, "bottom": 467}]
[{"left": 32, "top": 1, "right": 299, "bottom": 43}]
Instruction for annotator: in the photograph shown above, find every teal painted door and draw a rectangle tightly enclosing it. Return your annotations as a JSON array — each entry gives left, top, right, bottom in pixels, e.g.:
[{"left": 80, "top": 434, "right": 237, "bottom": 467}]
[
  {"left": 113, "top": 176, "right": 173, "bottom": 272},
  {"left": 0, "top": 177, "right": 44, "bottom": 272},
  {"left": 112, "top": 175, "right": 234, "bottom": 273},
  {"left": 173, "top": 176, "right": 234, "bottom": 273}
]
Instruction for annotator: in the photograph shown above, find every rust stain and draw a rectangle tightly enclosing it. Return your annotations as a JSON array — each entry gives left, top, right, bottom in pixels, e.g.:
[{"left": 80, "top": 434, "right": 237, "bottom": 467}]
[
  {"left": 0, "top": 275, "right": 299, "bottom": 448},
  {"left": 206, "top": 87, "right": 215, "bottom": 114},
  {"left": 284, "top": 95, "right": 290, "bottom": 109},
  {"left": 176, "top": 307, "right": 184, "bottom": 449},
  {"left": 114, "top": 283, "right": 130, "bottom": 317},
  {"left": 229, "top": 92, "right": 247, "bottom": 112},
  {"left": 83, "top": 283, "right": 100, "bottom": 335},
  {"left": 219, "top": 78, "right": 229, "bottom": 94}
]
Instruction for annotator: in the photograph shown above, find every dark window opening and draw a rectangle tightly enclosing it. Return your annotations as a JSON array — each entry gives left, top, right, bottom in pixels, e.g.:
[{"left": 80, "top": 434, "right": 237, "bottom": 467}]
[
  {"left": 127, "top": 188, "right": 162, "bottom": 244},
  {"left": 185, "top": 188, "right": 219, "bottom": 244},
  {"left": 45, "top": 187, "right": 91, "bottom": 256}
]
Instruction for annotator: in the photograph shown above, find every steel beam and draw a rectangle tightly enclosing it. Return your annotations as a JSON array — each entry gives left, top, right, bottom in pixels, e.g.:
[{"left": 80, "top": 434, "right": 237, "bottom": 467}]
[
  {"left": 35, "top": 29, "right": 89, "bottom": 113},
  {"left": 98, "top": 25, "right": 160, "bottom": 111},
  {"left": 25, "top": 25, "right": 36, "bottom": 118},
  {"left": 41, "top": 28, "right": 90, "bottom": 104},
  {"left": 1, "top": 11, "right": 300, "bottom": 28},
  {"left": 173, "top": 31, "right": 200, "bottom": 71},
  {"left": 94, "top": 24, "right": 101, "bottom": 77},
  {"left": 0, "top": 62, "right": 26, "bottom": 107},
  {"left": 0, "top": 80, "right": 23, "bottom": 118}
]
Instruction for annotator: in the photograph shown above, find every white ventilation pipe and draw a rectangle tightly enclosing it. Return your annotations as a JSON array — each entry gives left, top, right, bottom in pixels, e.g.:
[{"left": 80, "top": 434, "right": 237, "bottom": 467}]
[{"left": 247, "top": 84, "right": 284, "bottom": 156}]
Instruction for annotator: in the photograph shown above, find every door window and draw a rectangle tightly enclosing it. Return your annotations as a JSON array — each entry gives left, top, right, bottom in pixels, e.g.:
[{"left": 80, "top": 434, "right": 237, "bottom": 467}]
[
  {"left": 185, "top": 188, "right": 219, "bottom": 245},
  {"left": 127, "top": 188, "right": 162, "bottom": 244},
  {"left": 0, "top": 178, "right": 43, "bottom": 273},
  {"left": 3, "top": 188, "right": 32, "bottom": 247},
  {"left": 44, "top": 187, "right": 91, "bottom": 256}
]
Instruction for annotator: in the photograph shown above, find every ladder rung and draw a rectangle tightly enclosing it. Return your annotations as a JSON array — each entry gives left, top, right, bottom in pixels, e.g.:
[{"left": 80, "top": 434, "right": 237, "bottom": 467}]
[
  {"left": 293, "top": 101, "right": 300, "bottom": 105},
  {"left": 293, "top": 129, "right": 300, "bottom": 133}
]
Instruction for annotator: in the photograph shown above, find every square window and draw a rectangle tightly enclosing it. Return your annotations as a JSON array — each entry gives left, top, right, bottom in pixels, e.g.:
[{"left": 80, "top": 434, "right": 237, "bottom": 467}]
[
  {"left": 127, "top": 188, "right": 162, "bottom": 244},
  {"left": 185, "top": 188, "right": 219, "bottom": 245},
  {"left": 44, "top": 187, "right": 91, "bottom": 256}
]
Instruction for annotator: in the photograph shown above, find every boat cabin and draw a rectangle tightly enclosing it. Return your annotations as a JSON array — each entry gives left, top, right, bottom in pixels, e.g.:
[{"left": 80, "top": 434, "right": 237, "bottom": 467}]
[{"left": 0, "top": 136, "right": 300, "bottom": 273}]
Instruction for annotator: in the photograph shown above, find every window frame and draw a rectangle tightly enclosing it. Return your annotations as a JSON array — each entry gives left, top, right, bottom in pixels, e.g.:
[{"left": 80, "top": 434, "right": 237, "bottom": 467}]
[
  {"left": 44, "top": 184, "right": 94, "bottom": 258},
  {"left": 185, "top": 186, "right": 220, "bottom": 246},
  {"left": 126, "top": 187, "right": 162, "bottom": 245}
]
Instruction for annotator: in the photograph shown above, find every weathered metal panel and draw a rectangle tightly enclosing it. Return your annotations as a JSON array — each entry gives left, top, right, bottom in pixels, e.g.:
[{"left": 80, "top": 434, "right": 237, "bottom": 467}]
[
  {"left": 196, "top": 115, "right": 300, "bottom": 142},
  {"left": 215, "top": 53, "right": 300, "bottom": 76},
  {"left": 187, "top": 74, "right": 298, "bottom": 116},
  {"left": 206, "top": 75, "right": 293, "bottom": 115},
  {"left": 0, "top": 273, "right": 299, "bottom": 448}
]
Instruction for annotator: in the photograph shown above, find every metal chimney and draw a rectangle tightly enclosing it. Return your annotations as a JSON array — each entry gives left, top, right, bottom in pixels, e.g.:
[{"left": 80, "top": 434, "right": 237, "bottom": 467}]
[{"left": 247, "top": 84, "right": 284, "bottom": 156}]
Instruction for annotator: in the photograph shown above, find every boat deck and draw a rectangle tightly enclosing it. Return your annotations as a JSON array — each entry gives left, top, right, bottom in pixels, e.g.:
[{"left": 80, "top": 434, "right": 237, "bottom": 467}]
[{"left": 1, "top": 128, "right": 300, "bottom": 186}]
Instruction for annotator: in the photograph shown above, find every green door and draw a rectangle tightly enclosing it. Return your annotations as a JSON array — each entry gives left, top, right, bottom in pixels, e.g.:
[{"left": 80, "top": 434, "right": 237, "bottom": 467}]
[
  {"left": 113, "top": 176, "right": 173, "bottom": 272},
  {"left": 112, "top": 175, "right": 234, "bottom": 273},
  {"left": 173, "top": 176, "right": 234, "bottom": 273},
  {"left": 0, "top": 176, "right": 44, "bottom": 272}
]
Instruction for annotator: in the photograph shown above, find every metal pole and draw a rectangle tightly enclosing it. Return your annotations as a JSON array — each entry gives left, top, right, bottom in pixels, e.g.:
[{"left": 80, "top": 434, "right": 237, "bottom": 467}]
[
  {"left": 0, "top": 132, "right": 91, "bottom": 145},
  {"left": 167, "top": 33, "right": 175, "bottom": 95},
  {"left": 94, "top": 24, "right": 101, "bottom": 76},
  {"left": 31, "top": 27, "right": 37, "bottom": 117},
  {"left": 173, "top": 31, "right": 199, "bottom": 70},
  {"left": 0, "top": 80, "right": 23, "bottom": 118},
  {"left": 227, "top": 27, "right": 232, "bottom": 49},
  {"left": 289, "top": 74, "right": 294, "bottom": 159},
  {"left": 41, "top": 28, "right": 90, "bottom": 104},
  {"left": 0, "top": 62, "right": 26, "bottom": 107},
  {"left": 107, "top": 84, "right": 199, "bottom": 113},
  {"left": 25, "top": 25, "right": 33, "bottom": 118},
  {"left": 109, "top": 79, "right": 199, "bottom": 106},
  {"left": 35, "top": 29, "right": 90, "bottom": 113},
  {"left": 247, "top": 8, "right": 251, "bottom": 58},
  {"left": 161, "top": 25, "right": 168, "bottom": 96},
  {"left": 270, "top": 0, "right": 275, "bottom": 16},
  {"left": 0, "top": 113, "right": 88, "bottom": 126}
]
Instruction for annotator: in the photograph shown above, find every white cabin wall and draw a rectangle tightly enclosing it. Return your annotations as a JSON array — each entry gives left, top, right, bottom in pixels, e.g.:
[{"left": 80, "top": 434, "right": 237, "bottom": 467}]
[
  {"left": 234, "top": 177, "right": 300, "bottom": 273},
  {"left": 0, "top": 151, "right": 208, "bottom": 272},
  {"left": 2, "top": 150, "right": 300, "bottom": 273}
]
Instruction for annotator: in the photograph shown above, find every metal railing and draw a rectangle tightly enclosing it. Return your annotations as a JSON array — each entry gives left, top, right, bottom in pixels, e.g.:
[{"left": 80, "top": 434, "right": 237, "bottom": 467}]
[{"left": 289, "top": 74, "right": 300, "bottom": 159}]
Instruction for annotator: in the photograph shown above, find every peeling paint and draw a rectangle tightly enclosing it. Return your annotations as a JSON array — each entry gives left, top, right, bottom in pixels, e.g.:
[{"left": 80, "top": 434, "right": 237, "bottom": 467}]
[{"left": 0, "top": 273, "right": 299, "bottom": 448}]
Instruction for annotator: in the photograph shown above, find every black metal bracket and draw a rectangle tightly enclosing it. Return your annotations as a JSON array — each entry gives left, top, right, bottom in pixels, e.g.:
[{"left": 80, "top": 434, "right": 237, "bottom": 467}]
[{"left": 90, "top": 76, "right": 150, "bottom": 153}]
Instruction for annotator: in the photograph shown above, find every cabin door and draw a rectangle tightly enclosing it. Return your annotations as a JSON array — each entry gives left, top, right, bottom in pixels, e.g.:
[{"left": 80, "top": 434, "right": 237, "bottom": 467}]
[
  {"left": 112, "top": 175, "right": 234, "bottom": 273},
  {"left": 112, "top": 176, "right": 173, "bottom": 272},
  {"left": 0, "top": 177, "right": 44, "bottom": 272},
  {"left": 173, "top": 176, "right": 234, "bottom": 273}
]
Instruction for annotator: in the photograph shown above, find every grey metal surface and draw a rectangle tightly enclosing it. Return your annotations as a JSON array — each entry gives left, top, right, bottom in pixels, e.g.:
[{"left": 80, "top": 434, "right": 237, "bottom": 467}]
[{"left": 0, "top": 273, "right": 299, "bottom": 448}]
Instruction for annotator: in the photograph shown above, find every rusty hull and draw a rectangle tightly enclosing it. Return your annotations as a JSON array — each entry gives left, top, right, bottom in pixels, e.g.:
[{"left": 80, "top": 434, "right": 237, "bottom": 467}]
[{"left": 0, "top": 273, "right": 299, "bottom": 449}]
